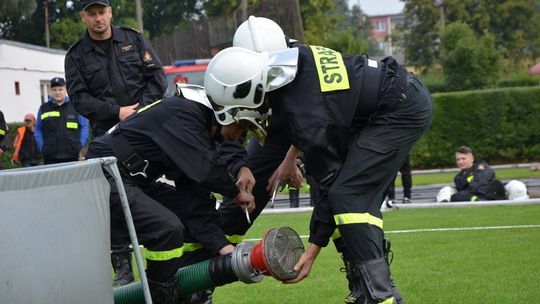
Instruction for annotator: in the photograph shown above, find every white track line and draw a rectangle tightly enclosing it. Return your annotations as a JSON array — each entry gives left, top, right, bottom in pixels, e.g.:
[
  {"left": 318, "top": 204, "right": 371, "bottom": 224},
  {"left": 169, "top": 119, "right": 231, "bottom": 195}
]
[{"left": 243, "top": 224, "right": 540, "bottom": 242}]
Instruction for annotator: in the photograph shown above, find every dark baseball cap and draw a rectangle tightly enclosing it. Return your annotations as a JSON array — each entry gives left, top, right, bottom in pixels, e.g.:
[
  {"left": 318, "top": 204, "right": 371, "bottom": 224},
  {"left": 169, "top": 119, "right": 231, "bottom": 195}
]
[
  {"left": 50, "top": 77, "right": 66, "bottom": 88},
  {"left": 77, "top": 0, "right": 110, "bottom": 11}
]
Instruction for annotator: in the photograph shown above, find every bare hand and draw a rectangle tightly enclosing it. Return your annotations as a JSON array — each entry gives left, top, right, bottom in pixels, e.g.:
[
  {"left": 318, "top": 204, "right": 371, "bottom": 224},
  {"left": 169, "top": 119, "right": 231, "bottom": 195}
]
[
  {"left": 0, "top": 148, "right": 3, "bottom": 156},
  {"left": 118, "top": 103, "right": 139, "bottom": 120},
  {"left": 236, "top": 167, "right": 255, "bottom": 193},
  {"left": 218, "top": 244, "right": 235, "bottom": 255},
  {"left": 267, "top": 158, "right": 304, "bottom": 193},
  {"left": 233, "top": 190, "right": 255, "bottom": 213},
  {"left": 283, "top": 243, "right": 321, "bottom": 284}
]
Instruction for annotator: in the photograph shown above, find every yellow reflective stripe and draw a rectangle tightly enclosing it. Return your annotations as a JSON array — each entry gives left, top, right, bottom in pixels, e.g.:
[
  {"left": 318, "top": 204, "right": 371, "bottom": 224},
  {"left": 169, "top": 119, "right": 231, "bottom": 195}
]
[
  {"left": 334, "top": 213, "right": 383, "bottom": 229},
  {"left": 41, "top": 111, "right": 60, "bottom": 120},
  {"left": 0, "top": 129, "right": 5, "bottom": 135},
  {"left": 183, "top": 242, "right": 204, "bottom": 253},
  {"left": 225, "top": 234, "right": 244, "bottom": 244},
  {"left": 471, "top": 195, "right": 478, "bottom": 202},
  {"left": 137, "top": 99, "right": 162, "bottom": 113},
  {"left": 331, "top": 229, "right": 341, "bottom": 240},
  {"left": 66, "top": 122, "right": 78, "bottom": 129},
  {"left": 309, "top": 45, "right": 350, "bottom": 92},
  {"left": 144, "top": 246, "right": 183, "bottom": 261},
  {"left": 466, "top": 175, "right": 474, "bottom": 183},
  {"left": 379, "top": 297, "right": 395, "bottom": 304}
]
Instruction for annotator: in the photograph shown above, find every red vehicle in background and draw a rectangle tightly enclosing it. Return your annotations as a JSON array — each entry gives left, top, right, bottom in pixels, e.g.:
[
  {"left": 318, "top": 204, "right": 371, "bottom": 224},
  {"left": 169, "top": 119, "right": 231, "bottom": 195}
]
[{"left": 162, "top": 59, "right": 211, "bottom": 97}]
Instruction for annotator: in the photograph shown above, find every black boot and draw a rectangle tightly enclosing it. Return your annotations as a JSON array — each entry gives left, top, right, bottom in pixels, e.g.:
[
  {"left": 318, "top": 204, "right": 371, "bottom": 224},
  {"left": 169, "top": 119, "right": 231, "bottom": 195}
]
[
  {"left": 341, "top": 257, "right": 367, "bottom": 304},
  {"left": 383, "top": 240, "right": 404, "bottom": 304},
  {"left": 351, "top": 257, "right": 395, "bottom": 304},
  {"left": 111, "top": 249, "right": 134, "bottom": 287},
  {"left": 148, "top": 276, "right": 180, "bottom": 304}
]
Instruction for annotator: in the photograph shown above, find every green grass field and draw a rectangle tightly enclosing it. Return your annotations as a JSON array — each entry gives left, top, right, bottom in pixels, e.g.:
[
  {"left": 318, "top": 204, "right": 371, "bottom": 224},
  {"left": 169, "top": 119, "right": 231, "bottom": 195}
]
[{"left": 212, "top": 204, "right": 540, "bottom": 303}]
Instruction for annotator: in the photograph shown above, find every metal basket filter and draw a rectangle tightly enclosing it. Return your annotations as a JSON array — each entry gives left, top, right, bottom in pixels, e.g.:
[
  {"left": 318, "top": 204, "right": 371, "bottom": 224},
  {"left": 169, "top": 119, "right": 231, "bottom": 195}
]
[{"left": 263, "top": 226, "right": 305, "bottom": 281}]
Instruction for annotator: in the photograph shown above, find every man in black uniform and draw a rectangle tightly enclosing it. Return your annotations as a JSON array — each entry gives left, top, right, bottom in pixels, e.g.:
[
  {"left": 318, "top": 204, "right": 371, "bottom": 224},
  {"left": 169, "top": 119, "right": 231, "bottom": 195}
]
[
  {"left": 65, "top": 0, "right": 166, "bottom": 138},
  {"left": 86, "top": 87, "right": 255, "bottom": 304},
  {"left": 205, "top": 41, "right": 433, "bottom": 303},
  {"left": 65, "top": 0, "right": 167, "bottom": 285}
]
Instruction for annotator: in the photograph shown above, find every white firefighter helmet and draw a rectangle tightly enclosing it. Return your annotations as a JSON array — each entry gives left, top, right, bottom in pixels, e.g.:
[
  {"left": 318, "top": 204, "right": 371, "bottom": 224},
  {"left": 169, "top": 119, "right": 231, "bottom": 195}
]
[
  {"left": 204, "top": 46, "right": 298, "bottom": 125},
  {"left": 233, "top": 16, "right": 288, "bottom": 52},
  {"left": 436, "top": 186, "right": 457, "bottom": 202},
  {"left": 504, "top": 180, "right": 529, "bottom": 200}
]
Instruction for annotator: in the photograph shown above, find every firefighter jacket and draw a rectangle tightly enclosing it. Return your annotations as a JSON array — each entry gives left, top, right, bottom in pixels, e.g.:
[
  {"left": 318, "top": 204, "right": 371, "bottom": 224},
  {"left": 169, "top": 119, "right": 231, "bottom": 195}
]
[
  {"left": 271, "top": 44, "right": 408, "bottom": 186},
  {"left": 35, "top": 98, "right": 89, "bottom": 161},
  {"left": 88, "top": 96, "right": 242, "bottom": 253},
  {"left": 452, "top": 161, "right": 505, "bottom": 201},
  {"left": 12, "top": 126, "right": 42, "bottom": 163},
  {"left": 65, "top": 26, "right": 167, "bottom": 134}
]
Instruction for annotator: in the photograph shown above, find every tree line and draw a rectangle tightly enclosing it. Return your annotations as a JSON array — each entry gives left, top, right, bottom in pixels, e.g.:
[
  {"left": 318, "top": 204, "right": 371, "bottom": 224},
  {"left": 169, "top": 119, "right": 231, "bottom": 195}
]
[{"left": 1, "top": 0, "right": 539, "bottom": 91}]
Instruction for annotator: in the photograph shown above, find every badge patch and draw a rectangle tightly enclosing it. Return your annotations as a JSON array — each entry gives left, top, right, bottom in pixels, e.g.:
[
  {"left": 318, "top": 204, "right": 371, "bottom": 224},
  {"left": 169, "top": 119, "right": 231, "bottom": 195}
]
[
  {"left": 121, "top": 44, "right": 134, "bottom": 52},
  {"left": 143, "top": 51, "right": 153, "bottom": 62},
  {"left": 309, "top": 45, "right": 350, "bottom": 92}
]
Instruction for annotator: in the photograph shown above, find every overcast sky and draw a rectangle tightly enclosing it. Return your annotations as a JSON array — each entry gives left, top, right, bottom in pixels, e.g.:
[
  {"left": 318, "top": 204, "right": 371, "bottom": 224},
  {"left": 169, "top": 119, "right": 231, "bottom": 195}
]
[{"left": 348, "top": 0, "right": 405, "bottom": 16}]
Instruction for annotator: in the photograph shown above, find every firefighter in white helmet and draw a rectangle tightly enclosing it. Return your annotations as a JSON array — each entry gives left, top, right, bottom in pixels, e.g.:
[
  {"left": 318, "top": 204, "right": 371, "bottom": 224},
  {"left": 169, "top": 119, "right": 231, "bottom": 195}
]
[
  {"left": 205, "top": 17, "right": 434, "bottom": 304},
  {"left": 219, "top": 16, "right": 401, "bottom": 304}
]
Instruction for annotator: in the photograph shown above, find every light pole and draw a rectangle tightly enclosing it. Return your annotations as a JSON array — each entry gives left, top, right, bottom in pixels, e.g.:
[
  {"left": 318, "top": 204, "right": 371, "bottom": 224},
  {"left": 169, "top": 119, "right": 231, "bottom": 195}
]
[
  {"left": 44, "top": 0, "right": 51, "bottom": 48},
  {"left": 135, "top": 0, "right": 143, "bottom": 32}
]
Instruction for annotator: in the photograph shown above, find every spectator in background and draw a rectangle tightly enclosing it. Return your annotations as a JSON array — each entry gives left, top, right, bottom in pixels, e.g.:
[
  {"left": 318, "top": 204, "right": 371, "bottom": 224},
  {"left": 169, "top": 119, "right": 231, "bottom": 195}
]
[
  {"left": 0, "top": 110, "right": 9, "bottom": 169},
  {"left": 385, "top": 156, "right": 412, "bottom": 206},
  {"left": 12, "top": 114, "right": 42, "bottom": 167},
  {"left": 438, "top": 146, "right": 506, "bottom": 202},
  {"left": 35, "top": 77, "right": 89, "bottom": 164}
]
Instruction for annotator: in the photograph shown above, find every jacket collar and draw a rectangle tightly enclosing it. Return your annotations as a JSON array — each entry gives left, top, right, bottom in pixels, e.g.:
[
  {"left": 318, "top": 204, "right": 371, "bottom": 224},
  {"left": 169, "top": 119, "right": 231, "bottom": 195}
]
[{"left": 82, "top": 25, "right": 126, "bottom": 52}]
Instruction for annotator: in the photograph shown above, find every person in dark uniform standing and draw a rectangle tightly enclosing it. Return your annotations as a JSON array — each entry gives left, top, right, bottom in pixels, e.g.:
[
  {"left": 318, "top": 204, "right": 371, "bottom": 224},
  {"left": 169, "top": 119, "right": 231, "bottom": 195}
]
[
  {"left": 86, "top": 86, "right": 255, "bottom": 304},
  {"left": 65, "top": 0, "right": 166, "bottom": 138},
  {"left": 205, "top": 35, "right": 433, "bottom": 303},
  {"left": 35, "top": 77, "right": 89, "bottom": 165},
  {"left": 65, "top": 0, "right": 167, "bottom": 285}
]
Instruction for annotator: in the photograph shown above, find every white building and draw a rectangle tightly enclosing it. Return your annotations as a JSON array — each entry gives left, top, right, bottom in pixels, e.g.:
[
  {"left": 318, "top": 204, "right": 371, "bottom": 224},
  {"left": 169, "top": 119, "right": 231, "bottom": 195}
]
[{"left": 0, "top": 39, "right": 66, "bottom": 122}]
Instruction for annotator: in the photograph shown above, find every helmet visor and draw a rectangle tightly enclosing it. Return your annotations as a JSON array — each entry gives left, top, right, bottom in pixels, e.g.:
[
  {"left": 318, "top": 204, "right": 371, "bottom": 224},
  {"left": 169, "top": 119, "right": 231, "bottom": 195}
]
[{"left": 265, "top": 48, "right": 299, "bottom": 92}]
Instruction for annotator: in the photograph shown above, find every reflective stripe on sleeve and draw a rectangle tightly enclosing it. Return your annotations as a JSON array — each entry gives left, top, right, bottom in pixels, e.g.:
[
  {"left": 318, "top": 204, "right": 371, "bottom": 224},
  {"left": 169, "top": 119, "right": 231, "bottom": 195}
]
[
  {"left": 334, "top": 213, "right": 383, "bottom": 229},
  {"left": 144, "top": 246, "right": 183, "bottom": 261},
  {"left": 380, "top": 297, "right": 395, "bottom": 304},
  {"left": 0, "top": 129, "right": 5, "bottom": 135},
  {"left": 466, "top": 175, "right": 474, "bottom": 183},
  {"left": 41, "top": 111, "right": 61, "bottom": 120}
]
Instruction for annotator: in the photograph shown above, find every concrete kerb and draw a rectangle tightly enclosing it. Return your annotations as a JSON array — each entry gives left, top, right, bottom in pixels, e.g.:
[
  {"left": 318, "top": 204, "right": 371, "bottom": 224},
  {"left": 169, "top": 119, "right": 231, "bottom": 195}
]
[{"left": 260, "top": 198, "right": 540, "bottom": 215}]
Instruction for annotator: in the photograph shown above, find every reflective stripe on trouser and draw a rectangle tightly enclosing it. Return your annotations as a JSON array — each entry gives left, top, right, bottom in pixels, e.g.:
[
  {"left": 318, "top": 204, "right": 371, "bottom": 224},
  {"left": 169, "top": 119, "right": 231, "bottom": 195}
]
[
  {"left": 334, "top": 213, "right": 383, "bottom": 229},
  {"left": 144, "top": 246, "right": 184, "bottom": 261},
  {"left": 380, "top": 297, "right": 395, "bottom": 304}
]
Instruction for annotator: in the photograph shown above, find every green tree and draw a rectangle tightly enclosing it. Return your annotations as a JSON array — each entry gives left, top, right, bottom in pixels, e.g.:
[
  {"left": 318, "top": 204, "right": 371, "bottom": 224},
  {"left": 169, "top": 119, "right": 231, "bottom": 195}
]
[
  {"left": 402, "top": 0, "right": 540, "bottom": 71},
  {"left": 0, "top": 0, "right": 37, "bottom": 38},
  {"left": 400, "top": 0, "right": 441, "bottom": 70},
  {"left": 440, "top": 22, "right": 501, "bottom": 91}
]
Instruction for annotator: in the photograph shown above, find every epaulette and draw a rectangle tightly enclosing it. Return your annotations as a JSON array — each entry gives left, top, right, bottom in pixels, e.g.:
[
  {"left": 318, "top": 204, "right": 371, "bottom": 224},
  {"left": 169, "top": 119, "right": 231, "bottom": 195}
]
[
  {"left": 66, "top": 40, "right": 82, "bottom": 53},
  {"left": 120, "top": 26, "right": 141, "bottom": 33}
]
